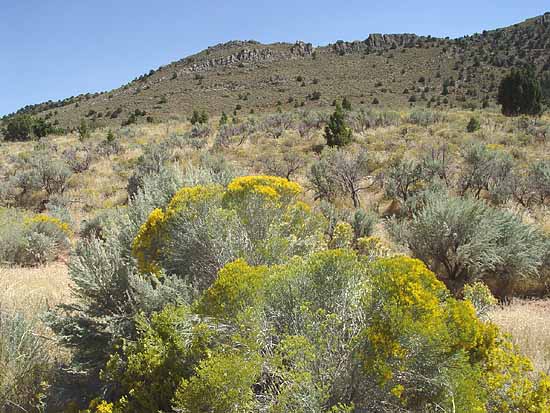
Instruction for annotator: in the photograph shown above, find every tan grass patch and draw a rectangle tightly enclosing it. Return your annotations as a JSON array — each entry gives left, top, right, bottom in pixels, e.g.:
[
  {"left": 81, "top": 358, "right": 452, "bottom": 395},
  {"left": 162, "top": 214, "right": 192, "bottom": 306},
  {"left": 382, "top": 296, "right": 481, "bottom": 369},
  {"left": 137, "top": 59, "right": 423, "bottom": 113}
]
[
  {"left": 0, "top": 262, "right": 71, "bottom": 316},
  {"left": 490, "top": 299, "right": 550, "bottom": 374}
]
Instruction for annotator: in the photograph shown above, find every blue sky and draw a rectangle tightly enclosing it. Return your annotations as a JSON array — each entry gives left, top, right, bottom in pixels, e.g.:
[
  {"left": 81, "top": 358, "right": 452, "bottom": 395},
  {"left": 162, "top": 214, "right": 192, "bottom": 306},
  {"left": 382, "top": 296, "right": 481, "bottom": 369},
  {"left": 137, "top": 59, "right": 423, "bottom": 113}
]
[{"left": 1, "top": 0, "right": 548, "bottom": 116}]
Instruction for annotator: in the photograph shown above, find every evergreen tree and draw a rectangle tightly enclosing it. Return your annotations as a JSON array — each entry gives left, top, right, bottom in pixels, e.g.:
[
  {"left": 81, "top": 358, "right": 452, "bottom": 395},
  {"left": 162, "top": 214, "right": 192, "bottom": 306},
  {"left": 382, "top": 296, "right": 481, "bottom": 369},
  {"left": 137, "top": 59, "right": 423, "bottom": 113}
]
[
  {"left": 2, "top": 115, "right": 34, "bottom": 141},
  {"left": 497, "top": 68, "right": 543, "bottom": 116},
  {"left": 541, "top": 72, "right": 550, "bottom": 106},
  {"left": 324, "top": 103, "right": 352, "bottom": 147}
]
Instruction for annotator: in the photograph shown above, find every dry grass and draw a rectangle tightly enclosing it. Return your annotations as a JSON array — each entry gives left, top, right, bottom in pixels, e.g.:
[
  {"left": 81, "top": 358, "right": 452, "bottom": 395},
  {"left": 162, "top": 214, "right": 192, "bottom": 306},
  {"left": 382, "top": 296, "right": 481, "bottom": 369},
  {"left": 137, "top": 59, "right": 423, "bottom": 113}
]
[
  {"left": 0, "top": 262, "right": 71, "bottom": 316},
  {"left": 490, "top": 299, "right": 550, "bottom": 374}
]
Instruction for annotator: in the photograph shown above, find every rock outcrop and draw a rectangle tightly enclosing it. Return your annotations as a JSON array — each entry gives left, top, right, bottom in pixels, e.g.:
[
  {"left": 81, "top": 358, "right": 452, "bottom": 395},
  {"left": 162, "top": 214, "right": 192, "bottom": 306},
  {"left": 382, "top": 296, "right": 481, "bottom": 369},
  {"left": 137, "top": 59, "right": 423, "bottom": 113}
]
[
  {"left": 290, "top": 41, "right": 314, "bottom": 56},
  {"left": 538, "top": 12, "right": 550, "bottom": 26},
  {"left": 330, "top": 33, "right": 427, "bottom": 55},
  {"left": 183, "top": 41, "right": 314, "bottom": 72}
]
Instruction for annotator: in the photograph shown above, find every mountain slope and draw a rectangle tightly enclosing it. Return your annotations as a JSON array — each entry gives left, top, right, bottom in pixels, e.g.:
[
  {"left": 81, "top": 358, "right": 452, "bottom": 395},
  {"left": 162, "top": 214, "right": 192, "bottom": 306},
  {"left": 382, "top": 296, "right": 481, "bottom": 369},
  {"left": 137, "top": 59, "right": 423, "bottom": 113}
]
[{"left": 5, "top": 12, "right": 550, "bottom": 129}]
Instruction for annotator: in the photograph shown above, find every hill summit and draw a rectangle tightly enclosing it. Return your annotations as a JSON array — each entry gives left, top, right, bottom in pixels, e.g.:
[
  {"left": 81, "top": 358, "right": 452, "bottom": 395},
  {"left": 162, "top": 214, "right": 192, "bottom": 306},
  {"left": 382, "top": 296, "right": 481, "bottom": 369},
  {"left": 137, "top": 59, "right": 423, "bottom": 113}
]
[{"left": 5, "top": 12, "right": 550, "bottom": 129}]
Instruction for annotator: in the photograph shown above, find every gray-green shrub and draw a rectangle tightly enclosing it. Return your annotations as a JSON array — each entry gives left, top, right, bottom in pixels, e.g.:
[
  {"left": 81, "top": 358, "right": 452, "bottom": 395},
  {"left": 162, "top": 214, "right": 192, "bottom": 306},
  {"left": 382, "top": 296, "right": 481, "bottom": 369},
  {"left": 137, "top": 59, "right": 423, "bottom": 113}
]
[{"left": 389, "top": 192, "right": 548, "bottom": 293}]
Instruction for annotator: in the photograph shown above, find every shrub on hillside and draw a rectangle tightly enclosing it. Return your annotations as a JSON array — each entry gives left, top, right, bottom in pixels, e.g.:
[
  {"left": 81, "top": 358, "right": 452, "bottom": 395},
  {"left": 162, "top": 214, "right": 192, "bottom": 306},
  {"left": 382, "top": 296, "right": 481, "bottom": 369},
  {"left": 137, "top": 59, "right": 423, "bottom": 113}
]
[
  {"left": 127, "top": 142, "right": 173, "bottom": 198},
  {"left": 0, "top": 310, "right": 54, "bottom": 412},
  {"left": 308, "top": 147, "right": 370, "bottom": 207},
  {"left": 0, "top": 208, "right": 70, "bottom": 266},
  {"left": 1, "top": 115, "right": 59, "bottom": 142},
  {"left": 408, "top": 109, "right": 447, "bottom": 126},
  {"left": 93, "top": 252, "right": 550, "bottom": 412},
  {"left": 325, "top": 104, "right": 353, "bottom": 147},
  {"left": 466, "top": 116, "right": 481, "bottom": 132},
  {"left": 498, "top": 67, "right": 543, "bottom": 116},
  {"left": 6, "top": 147, "right": 72, "bottom": 209},
  {"left": 384, "top": 159, "right": 426, "bottom": 204},
  {"left": 389, "top": 191, "right": 548, "bottom": 294},
  {"left": 131, "top": 176, "right": 326, "bottom": 290},
  {"left": 458, "top": 142, "right": 515, "bottom": 203},
  {"left": 48, "top": 174, "right": 324, "bottom": 384}
]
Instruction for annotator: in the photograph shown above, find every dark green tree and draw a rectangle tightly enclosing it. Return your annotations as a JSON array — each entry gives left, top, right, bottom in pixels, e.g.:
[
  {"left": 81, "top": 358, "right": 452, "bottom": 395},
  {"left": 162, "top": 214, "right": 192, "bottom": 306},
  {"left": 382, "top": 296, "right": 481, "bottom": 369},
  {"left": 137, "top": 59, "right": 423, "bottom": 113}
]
[
  {"left": 466, "top": 117, "right": 480, "bottom": 133},
  {"left": 2, "top": 115, "right": 34, "bottom": 141},
  {"left": 191, "top": 109, "right": 208, "bottom": 125},
  {"left": 497, "top": 68, "right": 543, "bottom": 116},
  {"left": 324, "top": 104, "right": 352, "bottom": 147},
  {"left": 541, "top": 72, "right": 550, "bottom": 106},
  {"left": 32, "top": 118, "right": 54, "bottom": 138}
]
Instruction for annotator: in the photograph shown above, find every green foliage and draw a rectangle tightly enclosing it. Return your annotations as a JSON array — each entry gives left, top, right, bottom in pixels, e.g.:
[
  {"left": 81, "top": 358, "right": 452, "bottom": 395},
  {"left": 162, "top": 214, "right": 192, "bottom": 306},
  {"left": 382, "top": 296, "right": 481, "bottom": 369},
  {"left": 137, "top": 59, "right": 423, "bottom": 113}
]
[
  {"left": 384, "top": 158, "right": 426, "bottom": 204},
  {"left": 102, "top": 306, "right": 212, "bottom": 412},
  {"left": 389, "top": 191, "right": 548, "bottom": 293},
  {"left": 408, "top": 109, "right": 447, "bottom": 126},
  {"left": 190, "top": 109, "right": 208, "bottom": 125},
  {"left": 309, "top": 147, "right": 370, "bottom": 207},
  {"left": 467, "top": 116, "right": 481, "bottom": 132},
  {"left": 325, "top": 104, "right": 352, "bottom": 147},
  {"left": 5, "top": 146, "right": 73, "bottom": 209},
  {"left": 3, "top": 115, "right": 34, "bottom": 141},
  {"left": 459, "top": 143, "right": 515, "bottom": 203},
  {"left": 126, "top": 142, "right": 173, "bottom": 198},
  {"left": 89, "top": 250, "right": 550, "bottom": 412},
  {"left": 350, "top": 208, "right": 377, "bottom": 239},
  {"left": 0, "top": 310, "right": 53, "bottom": 412},
  {"left": 0, "top": 208, "right": 70, "bottom": 266},
  {"left": 341, "top": 96, "right": 352, "bottom": 111},
  {"left": 172, "top": 352, "right": 261, "bottom": 413},
  {"left": 497, "top": 68, "right": 543, "bottom": 116},
  {"left": 77, "top": 119, "right": 91, "bottom": 140},
  {"left": 1, "top": 115, "right": 58, "bottom": 141},
  {"left": 219, "top": 111, "right": 228, "bottom": 126}
]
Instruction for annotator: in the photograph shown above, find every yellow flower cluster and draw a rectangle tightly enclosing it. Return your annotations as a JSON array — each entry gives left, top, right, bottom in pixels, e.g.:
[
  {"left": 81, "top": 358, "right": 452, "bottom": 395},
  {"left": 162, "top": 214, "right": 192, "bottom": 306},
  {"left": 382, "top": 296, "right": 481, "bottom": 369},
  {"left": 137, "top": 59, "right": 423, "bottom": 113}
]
[
  {"left": 330, "top": 222, "right": 354, "bottom": 249},
  {"left": 132, "top": 208, "right": 166, "bottom": 274},
  {"left": 224, "top": 175, "right": 302, "bottom": 204},
  {"left": 165, "top": 184, "right": 223, "bottom": 218},
  {"left": 356, "top": 236, "right": 392, "bottom": 259},
  {"left": 133, "top": 185, "right": 223, "bottom": 274},
  {"left": 132, "top": 177, "right": 307, "bottom": 275},
  {"left": 24, "top": 213, "right": 71, "bottom": 235}
]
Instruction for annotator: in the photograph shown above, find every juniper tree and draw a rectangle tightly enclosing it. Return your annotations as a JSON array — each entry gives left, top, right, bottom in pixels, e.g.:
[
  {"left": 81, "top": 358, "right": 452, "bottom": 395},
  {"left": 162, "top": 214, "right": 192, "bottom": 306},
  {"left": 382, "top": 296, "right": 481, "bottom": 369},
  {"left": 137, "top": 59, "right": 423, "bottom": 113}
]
[
  {"left": 324, "top": 103, "right": 352, "bottom": 147},
  {"left": 497, "top": 67, "right": 543, "bottom": 116}
]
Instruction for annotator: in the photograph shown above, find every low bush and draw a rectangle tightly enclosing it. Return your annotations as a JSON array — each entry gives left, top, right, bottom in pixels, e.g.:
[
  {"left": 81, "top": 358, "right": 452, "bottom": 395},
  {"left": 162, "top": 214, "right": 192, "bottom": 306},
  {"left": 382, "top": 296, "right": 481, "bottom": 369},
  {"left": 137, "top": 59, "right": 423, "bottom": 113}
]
[
  {"left": 90, "top": 252, "right": 550, "bottom": 412},
  {"left": 408, "top": 109, "right": 447, "bottom": 126},
  {"left": 0, "top": 310, "right": 54, "bottom": 412},
  {"left": 0, "top": 208, "right": 70, "bottom": 266},
  {"left": 132, "top": 176, "right": 326, "bottom": 290},
  {"left": 389, "top": 191, "right": 548, "bottom": 295}
]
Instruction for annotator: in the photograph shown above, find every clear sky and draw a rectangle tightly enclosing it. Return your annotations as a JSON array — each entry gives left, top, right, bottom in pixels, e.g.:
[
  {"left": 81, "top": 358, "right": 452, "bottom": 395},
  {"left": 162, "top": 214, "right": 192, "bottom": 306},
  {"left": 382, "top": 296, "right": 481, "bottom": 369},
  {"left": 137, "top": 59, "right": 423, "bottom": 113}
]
[{"left": 1, "top": 0, "right": 548, "bottom": 116}]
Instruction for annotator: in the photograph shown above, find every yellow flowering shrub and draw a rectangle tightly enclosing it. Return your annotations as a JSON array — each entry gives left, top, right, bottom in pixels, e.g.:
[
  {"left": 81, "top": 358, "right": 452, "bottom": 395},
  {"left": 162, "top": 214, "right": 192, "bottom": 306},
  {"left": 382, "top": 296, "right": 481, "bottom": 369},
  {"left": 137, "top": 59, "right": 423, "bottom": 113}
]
[
  {"left": 90, "top": 249, "right": 550, "bottom": 412},
  {"left": 131, "top": 184, "right": 223, "bottom": 274},
  {"left": 356, "top": 235, "right": 392, "bottom": 259},
  {"left": 165, "top": 184, "right": 223, "bottom": 218},
  {"left": 131, "top": 176, "right": 324, "bottom": 282},
  {"left": 223, "top": 175, "right": 302, "bottom": 206},
  {"left": 484, "top": 338, "right": 550, "bottom": 413},
  {"left": 198, "top": 259, "right": 268, "bottom": 319},
  {"left": 132, "top": 208, "right": 165, "bottom": 274},
  {"left": 24, "top": 213, "right": 71, "bottom": 236},
  {"left": 362, "top": 256, "right": 495, "bottom": 410},
  {"left": 330, "top": 222, "right": 354, "bottom": 249}
]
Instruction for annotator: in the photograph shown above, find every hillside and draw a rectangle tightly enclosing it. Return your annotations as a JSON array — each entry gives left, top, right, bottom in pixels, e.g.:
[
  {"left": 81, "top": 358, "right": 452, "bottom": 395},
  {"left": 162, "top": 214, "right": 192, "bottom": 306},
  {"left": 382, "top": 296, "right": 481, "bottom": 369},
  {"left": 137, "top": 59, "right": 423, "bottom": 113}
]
[{"left": 4, "top": 12, "right": 550, "bottom": 130}]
